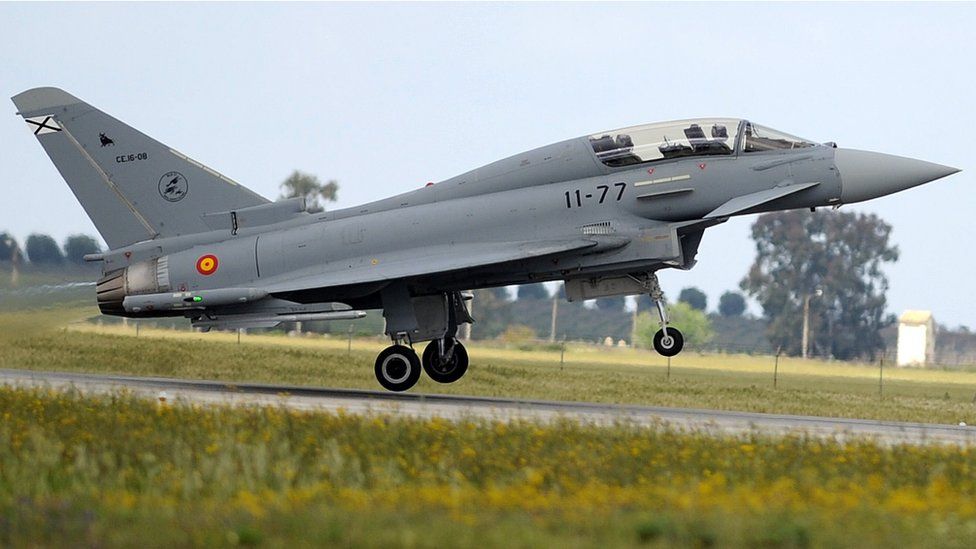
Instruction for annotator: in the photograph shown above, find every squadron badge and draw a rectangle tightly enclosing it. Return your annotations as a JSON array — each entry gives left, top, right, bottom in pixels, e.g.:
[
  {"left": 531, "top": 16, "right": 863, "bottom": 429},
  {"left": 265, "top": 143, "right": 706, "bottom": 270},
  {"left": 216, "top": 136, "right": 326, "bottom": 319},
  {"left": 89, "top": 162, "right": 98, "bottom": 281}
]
[{"left": 158, "top": 171, "right": 188, "bottom": 202}]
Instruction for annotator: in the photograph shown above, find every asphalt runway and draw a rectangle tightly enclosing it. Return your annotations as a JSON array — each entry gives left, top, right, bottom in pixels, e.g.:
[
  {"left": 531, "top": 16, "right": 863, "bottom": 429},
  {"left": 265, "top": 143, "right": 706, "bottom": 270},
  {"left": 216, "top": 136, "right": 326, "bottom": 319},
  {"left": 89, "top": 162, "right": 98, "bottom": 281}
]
[{"left": 2, "top": 368, "right": 974, "bottom": 446}]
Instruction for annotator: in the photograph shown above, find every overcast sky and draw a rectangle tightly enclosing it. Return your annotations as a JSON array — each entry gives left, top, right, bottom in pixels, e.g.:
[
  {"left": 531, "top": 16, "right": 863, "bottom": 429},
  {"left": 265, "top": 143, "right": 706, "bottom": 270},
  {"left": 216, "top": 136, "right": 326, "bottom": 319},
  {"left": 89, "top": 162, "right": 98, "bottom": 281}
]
[{"left": 1, "top": 3, "right": 972, "bottom": 326}]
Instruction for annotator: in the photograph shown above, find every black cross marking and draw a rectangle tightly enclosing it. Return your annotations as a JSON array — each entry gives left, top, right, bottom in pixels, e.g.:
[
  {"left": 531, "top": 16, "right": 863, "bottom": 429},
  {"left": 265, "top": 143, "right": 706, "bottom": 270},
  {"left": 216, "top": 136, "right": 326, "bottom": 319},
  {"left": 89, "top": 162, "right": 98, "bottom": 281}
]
[{"left": 26, "top": 116, "right": 61, "bottom": 135}]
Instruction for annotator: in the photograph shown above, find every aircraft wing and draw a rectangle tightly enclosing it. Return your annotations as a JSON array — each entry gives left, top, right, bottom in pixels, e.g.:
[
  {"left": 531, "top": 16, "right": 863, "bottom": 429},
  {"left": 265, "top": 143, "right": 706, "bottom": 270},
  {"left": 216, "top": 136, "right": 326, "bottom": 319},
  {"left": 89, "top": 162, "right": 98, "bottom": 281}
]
[
  {"left": 705, "top": 181, "right": 821, "bottom": 219},
  {"left": 261, "top": 238, "right": 602, "bottom": 294}
]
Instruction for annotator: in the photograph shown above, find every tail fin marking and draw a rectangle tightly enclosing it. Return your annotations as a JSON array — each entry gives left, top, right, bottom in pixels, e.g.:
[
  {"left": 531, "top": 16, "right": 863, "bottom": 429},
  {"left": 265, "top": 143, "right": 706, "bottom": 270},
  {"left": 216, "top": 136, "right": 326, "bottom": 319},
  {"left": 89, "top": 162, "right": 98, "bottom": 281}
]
[{"left": 12, "top": 87, "right": 269, "bottom": 249}]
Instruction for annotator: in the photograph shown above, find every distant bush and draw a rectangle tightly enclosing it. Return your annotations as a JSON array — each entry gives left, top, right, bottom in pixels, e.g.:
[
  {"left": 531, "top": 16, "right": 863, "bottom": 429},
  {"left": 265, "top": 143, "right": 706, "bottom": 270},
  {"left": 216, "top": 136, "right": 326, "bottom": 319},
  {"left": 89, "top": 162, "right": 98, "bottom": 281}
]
[
  {"left": 719, "top": 291, "right": 747, "bottom": 317},
  {"left": 25, "top": 233, "right": 62, "bottom": 264},
  {"left": 678, "top": 287, "right": 708, "bottom": 311},
  {"left": 516, "top": 283, "right": 550, "bottom": 300},
  {"left": 63, "top": 234, "right": 101, "bottom": 264},
  {"left": 0, "top": 232, "right": 20, "bottom": 262},
  {"left": 636, "top": 301, "right": 713, "bottom": 349}
]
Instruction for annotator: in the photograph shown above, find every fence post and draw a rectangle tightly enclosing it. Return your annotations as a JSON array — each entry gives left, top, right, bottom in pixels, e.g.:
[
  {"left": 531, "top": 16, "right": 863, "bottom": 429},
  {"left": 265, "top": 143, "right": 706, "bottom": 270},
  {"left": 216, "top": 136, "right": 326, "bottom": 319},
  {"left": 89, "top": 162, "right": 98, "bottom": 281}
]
[
  {"left": 774, "top": 346, "right": 781, "bottom": 389},
  {"left": 560, "top": 342, "right": 565, "bottom": 370},
  {"left": 667, "top": 356, "right": 671, "bottom": 381},
  {"left": 135, "top": 322, "right": 139, "bottom": 337},
  {"left": 879, "top": 350, "right": 885, "bottom": 399},
  {"left": 347, "top": 324, "right": 354, "bottom": 355}
]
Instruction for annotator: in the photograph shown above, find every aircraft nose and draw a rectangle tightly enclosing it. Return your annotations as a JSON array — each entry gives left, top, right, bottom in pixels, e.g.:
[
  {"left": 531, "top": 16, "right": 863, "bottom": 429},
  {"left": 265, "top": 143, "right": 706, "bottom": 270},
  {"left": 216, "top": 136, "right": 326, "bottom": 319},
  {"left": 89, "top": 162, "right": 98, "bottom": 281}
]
[{"left": 836, "top": 148, "right": 960, "bottom": 204}]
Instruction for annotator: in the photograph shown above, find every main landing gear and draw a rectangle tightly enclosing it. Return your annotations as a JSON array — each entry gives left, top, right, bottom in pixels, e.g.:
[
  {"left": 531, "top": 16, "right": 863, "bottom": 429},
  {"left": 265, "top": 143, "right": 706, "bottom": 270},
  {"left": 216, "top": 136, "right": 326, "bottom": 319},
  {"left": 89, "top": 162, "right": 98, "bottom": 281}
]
[
  {"left": 374, "top": 289, "right": 474, "bottom": 392},
  {"left": 373, "top": 337, "right": 469, "bottom": 392},
  {"left": 640, "top": 273, "right": 684, "bottom": 357}
]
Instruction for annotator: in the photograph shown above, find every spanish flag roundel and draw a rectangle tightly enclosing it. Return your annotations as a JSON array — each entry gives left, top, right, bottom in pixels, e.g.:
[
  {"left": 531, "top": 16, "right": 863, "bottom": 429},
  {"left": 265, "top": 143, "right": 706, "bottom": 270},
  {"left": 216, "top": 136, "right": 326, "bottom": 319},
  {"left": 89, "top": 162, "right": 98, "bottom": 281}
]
[{"left": 196, "top": 254, "right": 219, "bottom": 276}]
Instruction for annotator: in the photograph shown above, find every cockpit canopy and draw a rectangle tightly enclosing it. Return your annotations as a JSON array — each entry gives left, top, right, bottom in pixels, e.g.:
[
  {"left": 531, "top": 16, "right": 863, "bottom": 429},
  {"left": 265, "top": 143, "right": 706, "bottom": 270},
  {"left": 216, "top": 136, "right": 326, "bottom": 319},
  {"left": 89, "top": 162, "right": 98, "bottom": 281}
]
[
  {"left": 741, "top": 122, "right": 817, "bottom": 153},
  {"left": 588, "top": 119, "right": 817, "bottom": 167}
]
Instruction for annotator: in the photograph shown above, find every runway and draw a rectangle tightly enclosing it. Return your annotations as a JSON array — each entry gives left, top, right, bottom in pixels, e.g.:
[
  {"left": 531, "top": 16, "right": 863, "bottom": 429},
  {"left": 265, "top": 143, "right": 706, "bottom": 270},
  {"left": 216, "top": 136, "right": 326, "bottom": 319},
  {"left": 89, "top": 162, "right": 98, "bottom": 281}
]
[{"left": 2, "top": 368, "right": 974, "bottom": 446}]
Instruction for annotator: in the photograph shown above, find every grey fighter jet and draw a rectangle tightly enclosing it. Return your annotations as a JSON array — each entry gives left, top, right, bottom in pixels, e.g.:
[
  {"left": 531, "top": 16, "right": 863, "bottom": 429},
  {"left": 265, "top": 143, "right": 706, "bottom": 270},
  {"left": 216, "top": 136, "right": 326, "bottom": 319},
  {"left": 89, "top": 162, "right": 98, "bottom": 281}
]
[{"left": 12, "top": 87, "right": 960, "bottom": 391}]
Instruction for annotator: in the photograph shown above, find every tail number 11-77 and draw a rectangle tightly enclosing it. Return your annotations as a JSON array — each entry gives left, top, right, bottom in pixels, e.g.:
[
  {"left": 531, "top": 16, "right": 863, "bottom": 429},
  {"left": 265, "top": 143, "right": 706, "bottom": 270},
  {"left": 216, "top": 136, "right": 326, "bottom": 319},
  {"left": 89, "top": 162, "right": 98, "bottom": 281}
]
[{"left": 564, "top": 182, "right": 626, "bottom": 208}]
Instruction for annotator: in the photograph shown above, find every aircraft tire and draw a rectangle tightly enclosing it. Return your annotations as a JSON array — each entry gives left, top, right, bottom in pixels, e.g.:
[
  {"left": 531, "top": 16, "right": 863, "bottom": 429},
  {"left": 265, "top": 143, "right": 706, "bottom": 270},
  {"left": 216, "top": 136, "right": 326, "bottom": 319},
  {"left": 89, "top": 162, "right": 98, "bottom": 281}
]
[
  {"left": 421, "top": 340, "right": 469, "bottom": 384},
  {"left": 374, "top": 345, "right": 422, "bottom": 392},
  {"left": 653, "top": 328, "right": 684, "bottom": 357}
]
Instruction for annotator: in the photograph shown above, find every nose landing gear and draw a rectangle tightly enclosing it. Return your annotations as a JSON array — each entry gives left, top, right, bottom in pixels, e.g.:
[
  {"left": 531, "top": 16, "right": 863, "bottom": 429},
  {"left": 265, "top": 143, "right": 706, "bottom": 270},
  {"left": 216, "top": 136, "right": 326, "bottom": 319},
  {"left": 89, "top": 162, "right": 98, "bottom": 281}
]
[{"left": 638, "top": 273, "right": 684, "bottom": 357}]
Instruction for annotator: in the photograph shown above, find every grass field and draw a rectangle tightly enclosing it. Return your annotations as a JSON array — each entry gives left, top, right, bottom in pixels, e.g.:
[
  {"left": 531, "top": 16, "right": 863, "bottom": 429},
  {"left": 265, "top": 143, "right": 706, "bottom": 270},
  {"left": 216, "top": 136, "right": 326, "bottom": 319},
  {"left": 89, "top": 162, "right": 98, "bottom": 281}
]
[
  {"left": 3, "top": 385, "right": 976, "bottom": 548},
  {"left": 3, "top": 308, "right": 976, "bottom": 424},
  {"left": 5, "top": 308, "right": 976, "bottom": 546}
]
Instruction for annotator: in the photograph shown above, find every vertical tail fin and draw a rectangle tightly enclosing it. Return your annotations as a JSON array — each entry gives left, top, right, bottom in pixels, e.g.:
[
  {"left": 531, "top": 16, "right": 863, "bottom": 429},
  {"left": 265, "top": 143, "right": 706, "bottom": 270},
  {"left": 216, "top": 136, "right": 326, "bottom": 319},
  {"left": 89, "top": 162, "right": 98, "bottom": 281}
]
[{"left": 12, "top": 87, "right": 269, "bottom": 249}]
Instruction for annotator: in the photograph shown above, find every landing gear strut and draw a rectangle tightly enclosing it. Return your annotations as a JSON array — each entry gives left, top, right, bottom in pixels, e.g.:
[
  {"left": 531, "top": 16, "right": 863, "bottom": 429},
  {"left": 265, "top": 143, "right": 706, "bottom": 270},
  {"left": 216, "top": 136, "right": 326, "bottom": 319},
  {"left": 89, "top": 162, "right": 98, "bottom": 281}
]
[{"left": 640, "top": 273, "right": 684, "bottom": 357}]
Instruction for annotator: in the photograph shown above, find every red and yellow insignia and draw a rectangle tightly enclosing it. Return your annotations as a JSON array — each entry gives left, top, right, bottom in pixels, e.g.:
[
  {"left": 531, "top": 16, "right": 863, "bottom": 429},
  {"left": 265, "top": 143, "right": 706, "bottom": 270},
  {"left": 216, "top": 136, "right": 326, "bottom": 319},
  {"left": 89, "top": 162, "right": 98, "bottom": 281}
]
[{"left": 196, "top": 254, "right": 219, "bottom": 276}]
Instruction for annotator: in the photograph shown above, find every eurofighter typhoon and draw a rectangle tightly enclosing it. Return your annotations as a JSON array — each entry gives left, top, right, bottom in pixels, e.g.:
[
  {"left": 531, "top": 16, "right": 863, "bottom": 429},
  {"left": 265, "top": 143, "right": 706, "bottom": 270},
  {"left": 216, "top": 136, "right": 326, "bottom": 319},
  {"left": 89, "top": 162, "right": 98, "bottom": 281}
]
[{"left": 13, "top": 88, "right": 959, "bottom": 391}]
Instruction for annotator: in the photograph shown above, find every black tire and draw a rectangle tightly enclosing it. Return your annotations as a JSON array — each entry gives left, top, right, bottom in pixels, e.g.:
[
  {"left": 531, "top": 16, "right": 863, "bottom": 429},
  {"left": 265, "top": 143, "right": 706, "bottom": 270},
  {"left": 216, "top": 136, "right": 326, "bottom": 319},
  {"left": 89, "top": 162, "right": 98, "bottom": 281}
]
[
  {"left": 421, "top": 340, "right": 469, "bottom": 384},
  {"left": 374, "top": 345, "right": 422, "bottom": 392},
  {"left": 653, "top": 328, "right": 684, "bottom": 357}
]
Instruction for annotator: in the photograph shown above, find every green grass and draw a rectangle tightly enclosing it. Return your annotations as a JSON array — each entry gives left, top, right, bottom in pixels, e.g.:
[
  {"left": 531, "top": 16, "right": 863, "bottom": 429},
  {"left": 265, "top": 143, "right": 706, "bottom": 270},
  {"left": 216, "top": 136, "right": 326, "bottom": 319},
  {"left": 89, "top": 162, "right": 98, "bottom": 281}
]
[
  {"left": 3, "top": 308, "right": 976, "bottom": 424},
  {"left": 0, "top": 264, "right": 96, "bottom": 311},
  {"left": 3, "top": 386, "right": 976, "bottom": 548}
]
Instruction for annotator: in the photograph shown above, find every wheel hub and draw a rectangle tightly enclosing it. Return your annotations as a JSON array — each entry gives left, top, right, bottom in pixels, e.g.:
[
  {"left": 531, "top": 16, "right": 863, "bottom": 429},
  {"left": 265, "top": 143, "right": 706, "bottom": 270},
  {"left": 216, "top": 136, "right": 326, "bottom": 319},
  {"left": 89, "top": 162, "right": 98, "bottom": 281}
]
[
  {"left": 433, "top": 356, "right": 456, "bottom": 375},
  {"left": 381, "top": 355, "right": 410, "bottom": 383}
]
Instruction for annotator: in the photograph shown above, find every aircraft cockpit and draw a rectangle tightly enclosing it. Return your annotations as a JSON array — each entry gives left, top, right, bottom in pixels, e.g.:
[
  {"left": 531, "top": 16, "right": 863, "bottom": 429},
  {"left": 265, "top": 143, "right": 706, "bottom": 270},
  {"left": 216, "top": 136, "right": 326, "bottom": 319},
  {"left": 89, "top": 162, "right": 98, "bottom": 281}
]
[
  {"left": 588, "top": 119, "right": 818, "bottom": 167},
  {"left": 740, "top": 122, "right": 816, "bottom": 153}
]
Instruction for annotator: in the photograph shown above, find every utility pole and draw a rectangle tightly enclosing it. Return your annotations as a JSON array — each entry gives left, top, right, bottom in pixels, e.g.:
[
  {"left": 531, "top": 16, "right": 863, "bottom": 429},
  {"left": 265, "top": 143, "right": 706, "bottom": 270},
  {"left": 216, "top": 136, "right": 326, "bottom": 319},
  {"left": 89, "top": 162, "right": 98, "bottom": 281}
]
[
  {"left": 801, "top": 287, "right": 823, "bottom": 359},
  {"left": 631, "top": 298, "right": 639, "bottom": 348},
  {"left": 548, "top": 295, "right": 558, "bottom": 342},
  {"left": 801, "top": 294, "right": 811, "bottom": 359}
]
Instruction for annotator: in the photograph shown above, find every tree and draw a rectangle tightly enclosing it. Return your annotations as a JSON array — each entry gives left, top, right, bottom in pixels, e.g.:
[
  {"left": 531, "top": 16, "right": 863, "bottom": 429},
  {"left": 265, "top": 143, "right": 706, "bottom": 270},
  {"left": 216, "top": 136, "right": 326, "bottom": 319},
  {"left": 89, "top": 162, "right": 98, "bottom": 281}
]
[
  {"left": 595, "top": 295, "right": 627, "bottom": 311},
  {"left": 469, "top": 288, "right": 514, "bottom": 339},
  {"left": 0, "top": 232, "right": 20, "bottom": 262},
  {"left": 25, "top": 233, "right": 63, "bottom": 264},
  {"left": 279, "top": 170, "right": 338, "bottom": 213},
  {"left": 741, "top": 210, "right": 898, "bottom": 360},
  {"left": 678, "top": 287, "right": 707, "bottom": 311},
  {"left": 635, "top": 301, "right": 713, "bottom": 349},
  {"left": 64, "top": 234, "right": 101, "bottom": 264},
  {"left": 516, "top": 282, "right": 550, "bottom": 300},
  {"left": 489, "top": 286, "right": 512, "bottom": 302},
  {"left": 718, "top": 291, "right": 746, "bottom": 317}
]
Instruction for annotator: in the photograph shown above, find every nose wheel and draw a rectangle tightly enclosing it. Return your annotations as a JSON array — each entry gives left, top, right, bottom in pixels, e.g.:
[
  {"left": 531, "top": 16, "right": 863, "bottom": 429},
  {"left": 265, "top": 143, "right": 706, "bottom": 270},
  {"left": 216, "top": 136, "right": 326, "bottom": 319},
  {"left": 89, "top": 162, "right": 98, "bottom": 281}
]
[
  {"left": 653, "top": 328, "right": 683, "bottom": 357},
  {"left": 374, "top": 345, "right": 422, "bottom": 392},
  {"left": 422, "top": 338, "right": 469, "bottom": 384}
]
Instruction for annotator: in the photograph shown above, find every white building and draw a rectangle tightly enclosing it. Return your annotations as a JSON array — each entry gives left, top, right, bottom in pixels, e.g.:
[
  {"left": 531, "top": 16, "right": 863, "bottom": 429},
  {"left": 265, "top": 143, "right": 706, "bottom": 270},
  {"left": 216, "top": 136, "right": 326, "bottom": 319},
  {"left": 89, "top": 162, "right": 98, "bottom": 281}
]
[{"left": 897, "top": 310, "right": 935, "bottom": 367}]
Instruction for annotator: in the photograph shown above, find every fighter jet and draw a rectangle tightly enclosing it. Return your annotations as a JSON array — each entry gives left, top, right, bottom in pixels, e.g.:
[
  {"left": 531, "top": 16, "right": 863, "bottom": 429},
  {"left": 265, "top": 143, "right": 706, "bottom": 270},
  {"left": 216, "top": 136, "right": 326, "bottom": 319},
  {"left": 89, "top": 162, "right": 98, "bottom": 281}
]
[{"left": 12, "top": 87, "right": 960, "bottom": 391}]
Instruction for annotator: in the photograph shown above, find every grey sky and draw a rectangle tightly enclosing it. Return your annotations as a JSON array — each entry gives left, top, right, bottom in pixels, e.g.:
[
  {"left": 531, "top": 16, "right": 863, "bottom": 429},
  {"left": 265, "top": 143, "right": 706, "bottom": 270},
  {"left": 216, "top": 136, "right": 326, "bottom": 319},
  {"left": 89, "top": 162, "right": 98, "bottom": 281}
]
[{"left": 1, "top": 3, "right": 972, "bottom": 326}]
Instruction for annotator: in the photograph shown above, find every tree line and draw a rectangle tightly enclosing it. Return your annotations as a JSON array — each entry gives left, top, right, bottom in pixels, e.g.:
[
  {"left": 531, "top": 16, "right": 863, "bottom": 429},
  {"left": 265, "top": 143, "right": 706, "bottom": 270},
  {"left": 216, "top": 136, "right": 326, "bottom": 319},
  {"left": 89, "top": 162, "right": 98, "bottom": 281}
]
[{"left": 0, "top": 233, "right": 102, "bottom": 265}]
